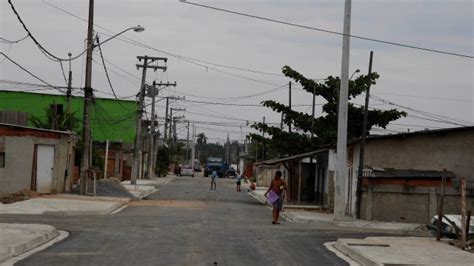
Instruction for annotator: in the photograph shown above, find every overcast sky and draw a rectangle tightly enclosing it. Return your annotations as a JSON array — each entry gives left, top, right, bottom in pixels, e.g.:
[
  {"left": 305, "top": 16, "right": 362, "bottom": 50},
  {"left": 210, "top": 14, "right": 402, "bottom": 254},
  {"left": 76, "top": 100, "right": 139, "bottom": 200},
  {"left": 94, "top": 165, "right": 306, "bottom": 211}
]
[{"left": 1, "top": 0, "right": 473, "bottom": 144}]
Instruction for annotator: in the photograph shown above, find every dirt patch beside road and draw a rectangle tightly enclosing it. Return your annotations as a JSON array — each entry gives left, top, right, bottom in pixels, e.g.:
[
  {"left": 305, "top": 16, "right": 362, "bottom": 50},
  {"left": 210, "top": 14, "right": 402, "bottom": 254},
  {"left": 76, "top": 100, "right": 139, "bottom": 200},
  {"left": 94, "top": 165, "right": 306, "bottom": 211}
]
[{"left": 0, "top": 189, "right": 40, "bottom": 204}]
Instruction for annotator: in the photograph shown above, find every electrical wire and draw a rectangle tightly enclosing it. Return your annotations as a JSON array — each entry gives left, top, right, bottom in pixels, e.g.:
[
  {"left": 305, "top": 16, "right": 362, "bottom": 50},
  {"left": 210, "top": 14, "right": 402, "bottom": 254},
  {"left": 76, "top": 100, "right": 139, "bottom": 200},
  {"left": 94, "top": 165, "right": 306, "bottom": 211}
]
[
  {"left": 8, "top": 0, "right": 88, "bottom": 62},
  {"left": 0, "top": 52, "right": 64, "bottom": 93},
  {"left": 180, "top": 1, "right": 474, "bottom": 59},
  {"left": 373, "top": 91, "right": 472, "bottom": 103},
  {"left": 41, "top": 0, "right": 293, "bottom": 85},
  {"left": 95, "top": 34, "right": 128, "bottom": 109},
  {"left": 371, "top": 95, "right": 473, "bottom": 126},
  {"left": 0, "top": 34, "right": 28, "bottom": 44}
]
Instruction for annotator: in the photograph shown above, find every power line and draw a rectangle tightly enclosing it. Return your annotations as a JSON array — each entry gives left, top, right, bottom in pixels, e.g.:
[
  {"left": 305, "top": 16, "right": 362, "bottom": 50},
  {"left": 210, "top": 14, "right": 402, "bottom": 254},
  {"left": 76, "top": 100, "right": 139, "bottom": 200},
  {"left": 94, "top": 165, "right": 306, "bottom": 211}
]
[
  {"left": 161, "top": 83, "right": 287, "bottom": 101},
  {"left": 180, "top": 1, "right": 473, "bottom": 59},
  {"left": 373, "top": 91, "right": 472, "bottom": 103},
  {"left": 370, "top": 95, "right": 473, "bottom": 127},
  {"left": 8, "top": 0, "right": 87, "bottom": 62},
  {"left": 0, "top": 34, "right": 28, "bottom": 44},
  {"left": 41, "top": 0, "right": 293, "bottom": 85},
  {"left": 95, "top": 35, "right": 127, "bottom": 109},
  {"left": 0, "top": 52, "right": 64, "bottom": 93}
]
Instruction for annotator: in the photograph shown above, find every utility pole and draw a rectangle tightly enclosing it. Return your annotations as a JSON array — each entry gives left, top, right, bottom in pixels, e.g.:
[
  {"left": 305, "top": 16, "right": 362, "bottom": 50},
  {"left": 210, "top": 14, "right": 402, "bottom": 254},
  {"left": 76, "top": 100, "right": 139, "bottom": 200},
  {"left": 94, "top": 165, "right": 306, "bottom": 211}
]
[
  {"left": 186, "top": 120, "right": 190, "bottom": 163},
  {"left": 310, "top": 84, "right": 316, "bottom": 141},
  {"left": 146, "top": 81, "right": 176, "bottom": 179},
  {"left": 131, "top": 56, "right": 167, "bottom": 185},
  {"left": 288, "top": 81, "right": 292, "bottom": 134},
  {"left": 262, "top": 116, "right": 265, "bottom": 161},
  {"left": 191, "top": 124, "right": 196, "bottom": 169},
  {"left": 66, "top": 52, "right": 73, "bottom": 130},
  {"left": 334, "top": 0, "right": 352, "bottom": 220},
  {"left": 356, "top": 51, "right": 374, "bottom": 219},
  {"left": 170, "top": 108, "right": 185, "bottom": 156},
  {"left": 80, "top": 0, "right": 95, "bottom": 195},
  {"left": 145, "top": 81, "right": 158, "bottom": 179},
  {"left": 164, "top": 97, "right": 169, "bottom": 142}
]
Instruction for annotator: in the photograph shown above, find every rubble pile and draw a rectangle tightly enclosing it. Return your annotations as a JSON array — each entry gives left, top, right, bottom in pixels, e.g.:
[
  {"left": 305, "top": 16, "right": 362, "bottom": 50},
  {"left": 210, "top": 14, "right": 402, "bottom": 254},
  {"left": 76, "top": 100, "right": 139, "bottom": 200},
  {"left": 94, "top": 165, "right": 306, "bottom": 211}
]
[{"left": 0, "top": 189, "right": 40, "bottom": 204}]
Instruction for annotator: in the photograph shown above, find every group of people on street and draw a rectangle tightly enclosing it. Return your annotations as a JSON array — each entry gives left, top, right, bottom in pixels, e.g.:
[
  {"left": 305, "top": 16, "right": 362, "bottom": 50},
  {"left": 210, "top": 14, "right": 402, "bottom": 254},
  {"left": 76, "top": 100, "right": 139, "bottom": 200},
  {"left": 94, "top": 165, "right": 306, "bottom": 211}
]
[{"left": 208, "top": 169, "right": 287, "bottom": 225}]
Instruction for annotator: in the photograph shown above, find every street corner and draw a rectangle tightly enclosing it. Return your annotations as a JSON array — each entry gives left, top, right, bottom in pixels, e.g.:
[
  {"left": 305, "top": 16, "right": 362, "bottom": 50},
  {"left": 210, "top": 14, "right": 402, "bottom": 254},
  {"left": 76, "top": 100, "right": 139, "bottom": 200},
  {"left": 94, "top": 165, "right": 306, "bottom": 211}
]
[
  {"left": 332, "top": 236, "right": 474, "bottom": 266},
  {"left": 0, "top": 223, "right": 68, "bottom": 265},
  {"left": 0, "top": 196, "right": 128, "bottom": 216}
]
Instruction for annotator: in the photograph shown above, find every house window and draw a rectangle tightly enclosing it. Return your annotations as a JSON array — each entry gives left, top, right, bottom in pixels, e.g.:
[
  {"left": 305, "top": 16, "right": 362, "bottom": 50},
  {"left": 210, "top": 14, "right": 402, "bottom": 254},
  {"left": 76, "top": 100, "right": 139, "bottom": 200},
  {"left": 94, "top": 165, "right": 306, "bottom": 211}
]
[{"left": 0, "top": 152, "right": 5, "bottom": 168}]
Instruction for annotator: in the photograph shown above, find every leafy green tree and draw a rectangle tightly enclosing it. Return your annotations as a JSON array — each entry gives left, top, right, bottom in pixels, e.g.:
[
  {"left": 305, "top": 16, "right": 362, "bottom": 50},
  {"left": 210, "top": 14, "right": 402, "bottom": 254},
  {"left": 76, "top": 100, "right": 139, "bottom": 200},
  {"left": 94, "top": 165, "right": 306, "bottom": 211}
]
[
  {"left": 249, "top": 66, "right": 406, "bottom": 156},
  {"left": 196, "top": 132, "right": 207, "bottom": 145},
  {"left": 30, "top": 106, "right": 79, "bottom": 131}
]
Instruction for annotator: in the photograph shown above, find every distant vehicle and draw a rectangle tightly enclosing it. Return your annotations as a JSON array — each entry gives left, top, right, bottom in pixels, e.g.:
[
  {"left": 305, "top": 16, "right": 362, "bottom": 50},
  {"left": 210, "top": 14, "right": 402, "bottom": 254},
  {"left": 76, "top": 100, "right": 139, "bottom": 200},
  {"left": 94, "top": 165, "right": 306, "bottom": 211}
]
[
  {"left": 193, "top": 162, "right": 202, "bottom": 172},
  {"left": 426, "top": 215, "right": 474, "bottom": 239},
  {"left": 181, "top": 165, "right": 194, "bottom": 177},
  {"left": 224, "top": 167, "right": 236, "bottom": 178},
  {"left": 203, "top": 157, "right": 229, "bottom": 177}
]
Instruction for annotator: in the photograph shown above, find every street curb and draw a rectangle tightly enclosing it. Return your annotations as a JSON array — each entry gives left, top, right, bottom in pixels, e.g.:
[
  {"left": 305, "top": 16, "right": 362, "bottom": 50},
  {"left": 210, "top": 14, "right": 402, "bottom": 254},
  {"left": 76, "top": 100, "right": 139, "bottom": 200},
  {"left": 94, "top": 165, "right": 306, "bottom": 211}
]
[
  {"left": 139, "top": 188, "right": 159, "bottom": 199},
  {"left": 324, "top": 242, "right": 361, "bottom": 266},
  {"left": 0, "top": 224, "right": 59, "bottom": 264},
  {"left": 42, "top": 201, "right": 125, "bottom": 216},
  {"left": 334, "top": 239, "right": 378, "bottom": 266},
  {"left": 2, "top": 230, "right": 68, "bottom": 266}
]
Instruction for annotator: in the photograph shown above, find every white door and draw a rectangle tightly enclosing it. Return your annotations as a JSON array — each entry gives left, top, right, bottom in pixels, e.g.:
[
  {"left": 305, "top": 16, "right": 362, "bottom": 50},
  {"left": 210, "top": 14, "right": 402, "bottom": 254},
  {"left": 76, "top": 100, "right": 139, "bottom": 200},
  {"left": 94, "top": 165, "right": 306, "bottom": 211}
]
[{"left": 36, "top": 145, "right": 55, "bottom": 193}]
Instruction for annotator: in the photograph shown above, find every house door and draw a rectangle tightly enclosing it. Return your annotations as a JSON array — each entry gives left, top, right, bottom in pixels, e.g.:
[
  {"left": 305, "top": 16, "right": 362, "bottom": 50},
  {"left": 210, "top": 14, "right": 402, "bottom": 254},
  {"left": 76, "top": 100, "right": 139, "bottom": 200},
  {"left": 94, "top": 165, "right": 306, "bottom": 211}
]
[{"left": 36, "top": 145, "right": 55, "bottom": 193}]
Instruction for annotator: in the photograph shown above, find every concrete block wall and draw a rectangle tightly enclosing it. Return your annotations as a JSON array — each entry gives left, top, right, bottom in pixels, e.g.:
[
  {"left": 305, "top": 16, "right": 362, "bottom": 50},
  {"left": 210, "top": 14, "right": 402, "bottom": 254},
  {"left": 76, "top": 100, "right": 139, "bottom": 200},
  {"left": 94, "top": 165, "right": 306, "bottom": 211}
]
[{"left": 361, "top": 185, "right": 474, "bottom": 223}]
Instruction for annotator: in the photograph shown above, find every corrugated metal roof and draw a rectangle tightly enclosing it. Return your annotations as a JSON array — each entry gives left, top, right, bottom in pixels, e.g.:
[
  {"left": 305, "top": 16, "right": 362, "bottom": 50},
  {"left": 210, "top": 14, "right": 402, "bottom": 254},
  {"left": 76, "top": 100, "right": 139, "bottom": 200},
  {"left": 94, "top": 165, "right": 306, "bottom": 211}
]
[
  {"left": 349, "top": 126, "right": 474, "bottom": 144},
  {"left": 0, "top": 123, "right": 76, "bottom": 135},
  {"left": 254, "top": 149, "right": 329, "bottom": 166},
  {"left": 362, "top": 167, "right": 456, "bottom": 179}
]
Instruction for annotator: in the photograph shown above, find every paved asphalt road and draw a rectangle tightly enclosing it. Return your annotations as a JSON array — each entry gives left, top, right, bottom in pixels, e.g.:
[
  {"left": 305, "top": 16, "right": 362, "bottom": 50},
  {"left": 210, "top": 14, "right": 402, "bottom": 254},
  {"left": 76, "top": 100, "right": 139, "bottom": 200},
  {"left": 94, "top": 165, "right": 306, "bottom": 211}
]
[{"left": 0, "top": 175, "right": 387, "bottom": 266}]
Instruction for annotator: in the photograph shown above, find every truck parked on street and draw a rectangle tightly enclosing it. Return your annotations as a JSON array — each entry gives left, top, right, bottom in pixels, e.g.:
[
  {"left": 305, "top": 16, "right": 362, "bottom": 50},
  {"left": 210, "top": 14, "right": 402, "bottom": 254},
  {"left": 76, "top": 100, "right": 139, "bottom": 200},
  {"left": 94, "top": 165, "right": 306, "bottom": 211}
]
[{"left": 203, "top": 157, "right": 229, "bottom": 177}]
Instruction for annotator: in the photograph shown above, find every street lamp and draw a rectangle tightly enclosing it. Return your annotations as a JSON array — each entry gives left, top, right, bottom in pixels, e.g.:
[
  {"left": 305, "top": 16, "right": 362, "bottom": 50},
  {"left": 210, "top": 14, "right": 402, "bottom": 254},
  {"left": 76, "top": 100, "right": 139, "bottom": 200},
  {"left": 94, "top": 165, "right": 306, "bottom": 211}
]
[
  {"left": 96, "top": 25, "right": 145, "bottom": 47},
  {"left": 350, "top": 69, "right": 360, "bottom": 80},
  {"left": 80, "top": 21, "right": 145, "bottom": 195}
]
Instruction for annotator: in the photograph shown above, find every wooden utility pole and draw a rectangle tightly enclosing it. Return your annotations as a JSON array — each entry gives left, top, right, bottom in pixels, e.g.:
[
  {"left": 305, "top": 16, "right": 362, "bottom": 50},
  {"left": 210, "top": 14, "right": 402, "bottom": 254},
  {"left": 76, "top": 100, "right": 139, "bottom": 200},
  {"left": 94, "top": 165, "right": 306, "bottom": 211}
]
[
  {"left": 66, "top": 52, "right": 73, "bottom": 130},
  {"left": 131, "top": 56, "right": 167, "bottom": 185},
  {"left": 261, "top": 116, "right": 265, "bottom": 161},
  {"left": 288, "top": 81, "right": 292, "bottom": 134},
  {"left": 146, "top": 81, "right": 176, "bottom": 179},
  {"left": 356, "top": 51, "right": 374, "bottom": 219},
  {"left": 461, "top": 176, "right": 467, "bottom": 248},
  {"left": 163, "top": 94, "right": 181, "bottom": 143},
  {"left": 80, "top": 0, "right": 95, "bottom": 195},
  {"left": 186, "top": 120, "right": 190, "bottom": 163},
  {"left": 164, "top": 97, "right": 170, "bottom": 142},
  {"left": 436, "top": 169, "right": 447, "bottom": 241}
]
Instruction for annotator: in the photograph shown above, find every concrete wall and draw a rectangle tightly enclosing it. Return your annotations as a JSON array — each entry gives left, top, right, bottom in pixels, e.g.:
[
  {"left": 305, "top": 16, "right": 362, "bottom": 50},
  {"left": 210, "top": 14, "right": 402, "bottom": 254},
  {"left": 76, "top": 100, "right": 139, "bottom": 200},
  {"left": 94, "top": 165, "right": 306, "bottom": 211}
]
[
  {"left": 348, "top": 130, "right": 474, "bottom": 218},
  {"left": 0, "top": 135, "right": 75, "bottom": 194},
  {"left": 361, "top": 185, "right": 474, "bottom": 223},
  {"left": 255, "top": 164, "right": 286, "bottom": 188},
  {"left": 362, "top": 130, "right": 474, "bottom": 189}
]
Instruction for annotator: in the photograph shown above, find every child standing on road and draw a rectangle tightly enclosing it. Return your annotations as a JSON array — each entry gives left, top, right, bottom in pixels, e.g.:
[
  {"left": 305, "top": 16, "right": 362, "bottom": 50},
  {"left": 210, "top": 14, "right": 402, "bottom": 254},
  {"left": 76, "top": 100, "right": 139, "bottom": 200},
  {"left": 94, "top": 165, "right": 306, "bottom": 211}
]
[
  {"left": 235, "top": 170, "right": 243, "bottom": 192},
  {"left": 210, "top": 170, "right": 218, "bottom": 190}
]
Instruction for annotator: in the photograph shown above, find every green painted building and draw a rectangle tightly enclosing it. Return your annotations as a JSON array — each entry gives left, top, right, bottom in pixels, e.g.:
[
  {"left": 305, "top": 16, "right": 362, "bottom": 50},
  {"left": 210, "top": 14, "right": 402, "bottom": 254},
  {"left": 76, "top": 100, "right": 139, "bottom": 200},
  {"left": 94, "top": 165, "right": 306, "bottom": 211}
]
[{"left": 0, "top": 90, "right": 137, "bottom": 143}]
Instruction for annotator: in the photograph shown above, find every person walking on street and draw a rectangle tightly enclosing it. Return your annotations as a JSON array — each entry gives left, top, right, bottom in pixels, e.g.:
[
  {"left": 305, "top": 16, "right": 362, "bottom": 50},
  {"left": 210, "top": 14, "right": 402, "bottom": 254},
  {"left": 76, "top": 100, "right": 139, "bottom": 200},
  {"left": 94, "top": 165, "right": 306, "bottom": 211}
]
[
  {"left": 264, "top": 171, "right": 287, "bottom": 224},
  {"left": 210, "top": 170, "right": 218, "bottom": 190},
  {"left": 235, "top": 170, "right": 243, "bottom": 192}
]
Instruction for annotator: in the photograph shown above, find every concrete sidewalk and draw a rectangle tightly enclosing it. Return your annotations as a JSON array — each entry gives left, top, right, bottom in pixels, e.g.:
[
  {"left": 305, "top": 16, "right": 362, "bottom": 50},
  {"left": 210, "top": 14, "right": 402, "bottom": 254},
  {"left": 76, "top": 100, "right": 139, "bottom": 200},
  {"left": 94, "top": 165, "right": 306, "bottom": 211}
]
[
  {"left": 249, "top": 187, "right": 422, "bottom": 232},
  {"left": 0, "top": 195, "right": 128, "bottom": 215},
  {"left": 333, "top": 236, "right": 474, "bottom": 265},
  {"left": 0, "top": 223, "right": 62, "bottom": 263},
  {"left": 121, "top": 177, "right": 174, "bottom": 199}
]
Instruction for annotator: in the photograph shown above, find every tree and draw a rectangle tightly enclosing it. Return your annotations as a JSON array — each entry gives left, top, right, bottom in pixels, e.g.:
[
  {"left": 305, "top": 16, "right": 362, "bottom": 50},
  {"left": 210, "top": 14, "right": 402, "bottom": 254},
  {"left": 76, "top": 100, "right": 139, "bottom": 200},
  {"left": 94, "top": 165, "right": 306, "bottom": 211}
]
[
  {"left": 249, "top": 66, "right": 406, "bottom": 156},
  {"left": 196, "top": 132, "right": 207, "bottom": 145},
  {"left": 30, "top": 106, "right": 79, "bottom": 131}
]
